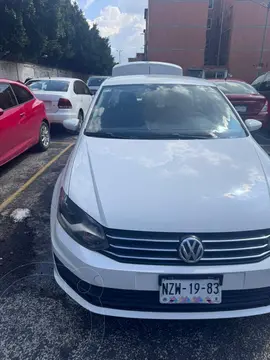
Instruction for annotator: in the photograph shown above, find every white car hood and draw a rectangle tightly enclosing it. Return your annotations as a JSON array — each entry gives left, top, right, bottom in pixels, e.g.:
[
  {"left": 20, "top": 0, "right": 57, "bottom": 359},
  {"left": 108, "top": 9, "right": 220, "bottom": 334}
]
[{"left": 68, "top": 136, "right": 270, "bottom": 232}]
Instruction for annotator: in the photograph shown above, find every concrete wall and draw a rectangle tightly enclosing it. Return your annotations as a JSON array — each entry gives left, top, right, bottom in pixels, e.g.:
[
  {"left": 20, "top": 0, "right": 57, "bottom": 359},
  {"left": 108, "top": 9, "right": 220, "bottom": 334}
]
[
  {"left": 0, "top": 61, "right": 88, "bottom": 83},
  {"left": 147, "top": 0, "right": 209, "bottom": 72}
]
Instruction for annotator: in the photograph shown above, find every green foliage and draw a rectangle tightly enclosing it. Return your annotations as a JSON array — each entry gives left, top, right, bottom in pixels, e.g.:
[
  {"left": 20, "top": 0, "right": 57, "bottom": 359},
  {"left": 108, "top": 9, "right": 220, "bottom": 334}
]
[{"left": 0, "top": 0, "right": 114, "bottom": 75}]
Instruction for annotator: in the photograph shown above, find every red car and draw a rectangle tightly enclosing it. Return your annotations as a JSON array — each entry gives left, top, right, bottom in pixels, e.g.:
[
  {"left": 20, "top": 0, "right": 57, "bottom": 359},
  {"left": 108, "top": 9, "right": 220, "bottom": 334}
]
[
  {"left": 211, "top": 79, "right": 269, "bottom": 127},
  {"left": 0, "top": 79, "right": 50, "bottom": 166}
]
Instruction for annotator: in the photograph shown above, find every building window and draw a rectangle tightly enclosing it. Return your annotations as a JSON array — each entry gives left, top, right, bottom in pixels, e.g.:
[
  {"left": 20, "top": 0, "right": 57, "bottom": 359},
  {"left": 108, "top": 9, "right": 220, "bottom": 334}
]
[
  {"left": 207, "top": 18, "right": 212, "bottom": 29},
  {"left": 209, "top": 0, "right": 214, "bottom": 9},
  {"left": 144, "top": 8, "right": 148, "bottom": 20}
]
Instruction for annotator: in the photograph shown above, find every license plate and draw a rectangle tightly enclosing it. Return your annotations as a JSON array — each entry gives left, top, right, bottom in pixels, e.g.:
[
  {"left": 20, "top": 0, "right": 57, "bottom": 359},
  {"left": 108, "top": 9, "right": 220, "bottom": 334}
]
[
  {"left": 234, "top": 105, "right": 247, "bottom": 113},
  {"left": 159, "top": 277, "right": 222, "bottom": 304}
]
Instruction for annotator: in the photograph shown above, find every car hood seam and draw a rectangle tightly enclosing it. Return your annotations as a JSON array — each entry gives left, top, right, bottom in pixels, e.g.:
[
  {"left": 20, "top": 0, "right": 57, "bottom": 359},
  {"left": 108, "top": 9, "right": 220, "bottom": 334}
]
[{"left": 85, "top": 143, "right": 107, "bottom": 227}]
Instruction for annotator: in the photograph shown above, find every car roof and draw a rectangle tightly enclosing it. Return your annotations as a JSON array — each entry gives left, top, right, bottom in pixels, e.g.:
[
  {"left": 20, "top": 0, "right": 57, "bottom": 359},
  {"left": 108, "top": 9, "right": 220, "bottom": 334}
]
[
  {"left": 0, "top": 78, "right": 25, "bottom": 84},
  {"left": 0, "top": 79, "right": 34, "bottom": 91},
  {"left": 27, "top": 77, "right": 79, "bottom": 82},
  {"left": 88, "top": 75, "right": 109, "bottom": 78},
  {"left": 210, "top": 79, "right": 246, "bottom": 83},
  {"left": 103, "top": 75, "right": 214, "bottom": 87}
]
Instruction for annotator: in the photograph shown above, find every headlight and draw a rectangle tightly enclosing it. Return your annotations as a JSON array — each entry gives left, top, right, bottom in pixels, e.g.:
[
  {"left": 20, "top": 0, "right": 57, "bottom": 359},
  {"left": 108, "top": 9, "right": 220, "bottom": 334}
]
[{"left": 57, "top": 188, "right": 108, "bottom": 250}]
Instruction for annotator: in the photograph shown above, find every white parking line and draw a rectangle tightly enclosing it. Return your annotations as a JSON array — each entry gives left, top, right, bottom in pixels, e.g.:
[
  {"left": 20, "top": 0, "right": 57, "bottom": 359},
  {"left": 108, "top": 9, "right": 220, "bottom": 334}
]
[{"left": 0, "top": 143, "right": 73, "bottom": 213}]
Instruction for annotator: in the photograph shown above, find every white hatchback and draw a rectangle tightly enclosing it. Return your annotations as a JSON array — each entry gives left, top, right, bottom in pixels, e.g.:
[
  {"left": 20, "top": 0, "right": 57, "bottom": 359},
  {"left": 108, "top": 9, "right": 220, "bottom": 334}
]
[
  {"left": 27, "top": 77, "right": 92, "bottom": 129},
  {"left": 51, "top": 72, "right": 270, "bottom": 320}
]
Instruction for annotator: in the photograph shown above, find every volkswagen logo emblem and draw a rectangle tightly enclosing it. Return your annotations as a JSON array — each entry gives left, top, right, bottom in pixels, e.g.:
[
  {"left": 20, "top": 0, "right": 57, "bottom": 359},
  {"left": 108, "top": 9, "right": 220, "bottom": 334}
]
[{"left": 179, "top": 236, "right": 204, "bottom": 264}]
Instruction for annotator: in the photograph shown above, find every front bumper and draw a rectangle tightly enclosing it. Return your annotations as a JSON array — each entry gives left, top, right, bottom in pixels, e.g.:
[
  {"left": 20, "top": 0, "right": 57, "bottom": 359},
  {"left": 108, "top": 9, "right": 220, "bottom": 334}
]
[
  {"left": 51, "top": 218, "right": 270, "bottom": 319},
  {"left": 51, "top": 172, "right": 270, "bottom": 319},
  {"left": 54, "top": 254, "right": 270, "bottom": 319}
]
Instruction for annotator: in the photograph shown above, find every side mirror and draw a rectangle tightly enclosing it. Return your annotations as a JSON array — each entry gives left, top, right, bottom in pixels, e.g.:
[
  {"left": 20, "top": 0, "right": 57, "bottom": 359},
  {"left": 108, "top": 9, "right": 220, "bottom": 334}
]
[
  {"left": 245, "top": 119, "right": 262, "bottom": 132},
  {"left": 0, "top": 108, "right": 4, "bottom": 116},
  {"left": 63, "top": 118, "right": 80, "bottom": 133}
]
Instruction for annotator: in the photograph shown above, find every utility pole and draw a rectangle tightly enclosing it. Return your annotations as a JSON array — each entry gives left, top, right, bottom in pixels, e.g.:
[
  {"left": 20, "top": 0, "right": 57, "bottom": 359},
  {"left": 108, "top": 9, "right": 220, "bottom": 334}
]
[
  {"left": 257, "top": 1, "right": 270, "bottom": 75},
  {"left": 117, "top": 50, "right": 123, "bottom": 64}
]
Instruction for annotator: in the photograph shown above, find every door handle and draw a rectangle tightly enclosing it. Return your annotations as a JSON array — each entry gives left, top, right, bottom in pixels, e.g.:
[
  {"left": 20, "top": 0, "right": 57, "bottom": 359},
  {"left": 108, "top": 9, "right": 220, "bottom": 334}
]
[{"left": 20, "top": 112, "right": 26, "bottom": 117}]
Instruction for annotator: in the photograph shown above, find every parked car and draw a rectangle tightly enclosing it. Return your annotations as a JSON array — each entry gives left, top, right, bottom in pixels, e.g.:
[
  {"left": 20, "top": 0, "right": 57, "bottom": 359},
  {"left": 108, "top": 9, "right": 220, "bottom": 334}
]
[
  {"left": 87, "top": 76, "right": 109, "bottom": 95},
  {"left": 252, "top": 72, "right": 270, "bottom": 107},
  {"left": 112, "top": 61, "right": 183, "bottom": 77},
  {"left": 26, "top": 77, "right": 92, "bottom": 130},
  {"left": 51, "top": 62, "right": 270, "bottom": 320},
  {"left": 211, "top": 79, "right": 269, "bottom": 127},
  {"left": 0, "top": 79, "right": 50, "bottom": 166}
]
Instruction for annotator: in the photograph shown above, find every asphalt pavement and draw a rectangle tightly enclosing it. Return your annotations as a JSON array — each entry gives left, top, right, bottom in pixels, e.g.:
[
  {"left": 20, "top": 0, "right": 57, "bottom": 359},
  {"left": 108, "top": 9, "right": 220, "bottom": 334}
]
[{"left": 1, "top": 127, "right": 270, "bottom": 360}]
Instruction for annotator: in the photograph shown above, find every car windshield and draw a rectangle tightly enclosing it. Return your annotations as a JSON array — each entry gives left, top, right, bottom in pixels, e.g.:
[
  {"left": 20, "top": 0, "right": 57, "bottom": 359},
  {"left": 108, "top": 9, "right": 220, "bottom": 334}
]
[
  {"left": 85, "top": 84, "right": 247, "bottom": 139},
  {"left": 215, "top": 81, "right": 258, "bottom": 95},
  {"left": 27, "top": 80, "right": 70, "bottom": 92},
  {"left": 88, "top": 77, "right": 107, "bottom": 87}
]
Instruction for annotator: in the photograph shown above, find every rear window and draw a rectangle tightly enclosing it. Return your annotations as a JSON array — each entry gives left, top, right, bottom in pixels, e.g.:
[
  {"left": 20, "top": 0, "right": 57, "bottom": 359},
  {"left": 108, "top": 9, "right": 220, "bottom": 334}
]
[
  {"left": 215, "top": 81, "right": 258, "bottom": 95},
  {"left": 85, "top": 84, "right": 246, "bottom": 139},
  {"left": 87, "top": 77, "right": 107, "bottom": 87},
  {"left": 27, "top": 80, "right": 70, "bottom": 92}
]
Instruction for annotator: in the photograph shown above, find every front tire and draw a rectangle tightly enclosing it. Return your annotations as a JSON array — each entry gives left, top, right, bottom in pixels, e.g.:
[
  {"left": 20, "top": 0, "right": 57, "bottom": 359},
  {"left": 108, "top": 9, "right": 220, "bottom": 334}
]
[{"left": 36, "top": 121, "right": 50, "bottom": 152}]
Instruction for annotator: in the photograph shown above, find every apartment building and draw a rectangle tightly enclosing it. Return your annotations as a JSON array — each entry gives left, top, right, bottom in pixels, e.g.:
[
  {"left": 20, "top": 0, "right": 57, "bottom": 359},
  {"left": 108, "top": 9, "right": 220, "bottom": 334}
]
[
  {"left": 146, "top": 0, "right": 210, "bottom": 71},
  {"left": 145, "top": 0, "right": 270, "bottom": 82},
  {"left": 225, "top": 0, "right": 270, "bottom": 82}
]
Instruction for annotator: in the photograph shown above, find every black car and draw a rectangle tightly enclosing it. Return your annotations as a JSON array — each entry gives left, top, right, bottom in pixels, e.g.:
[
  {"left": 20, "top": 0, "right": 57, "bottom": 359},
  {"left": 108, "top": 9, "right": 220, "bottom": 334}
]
[{"left": 252, "top": 72, "right": 270, "bottom": 101}]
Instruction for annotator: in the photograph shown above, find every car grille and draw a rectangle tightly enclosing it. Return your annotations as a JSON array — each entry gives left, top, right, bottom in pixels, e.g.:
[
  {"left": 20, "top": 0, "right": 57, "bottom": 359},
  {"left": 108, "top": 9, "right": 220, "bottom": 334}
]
[
  {"left": 55, "top": 256, "right": 270, "bottom": 312},
  {"left": 101, "top": 228, "right": 270, "bottom": 265}
]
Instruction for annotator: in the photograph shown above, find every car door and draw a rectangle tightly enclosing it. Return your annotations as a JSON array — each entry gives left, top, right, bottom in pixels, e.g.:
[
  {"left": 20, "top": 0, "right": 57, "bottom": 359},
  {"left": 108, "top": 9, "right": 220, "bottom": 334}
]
[
  {"left": 80, "top": 81, "right": 92, "bottom": 115},
  {"left": 73, "top": 81, "right": 83, "bottom": 116},
  {"left": 0, "top": 82, "right": 25, "bottom": 166},
  {"left": 11, "top": 83, "right": 37, "bottom": 144}
]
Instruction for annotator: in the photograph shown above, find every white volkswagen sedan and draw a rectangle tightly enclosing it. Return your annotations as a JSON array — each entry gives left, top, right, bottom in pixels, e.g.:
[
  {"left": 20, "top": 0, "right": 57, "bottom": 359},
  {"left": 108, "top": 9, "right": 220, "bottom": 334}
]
[
  {"left": 27, "top": 77, "right": 92, "bottom": 129},
  {"left": 51, "top": 72, "right": 270, "bottom": 320}
]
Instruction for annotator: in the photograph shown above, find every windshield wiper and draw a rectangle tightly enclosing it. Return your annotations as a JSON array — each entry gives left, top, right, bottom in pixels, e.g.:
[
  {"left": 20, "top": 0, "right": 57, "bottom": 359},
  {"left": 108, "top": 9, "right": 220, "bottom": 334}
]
[
  {"left": 84, "top": 131, "right": 129, "bottom": 139},
  {"left": 170, "top": 133, "right": 216, "bottom": 139},
  {"left": 84, "top": 131, "right": 216, "bottom": 140},
  {"left": 145, "top": 132, "right": 216, "bottom": 139}
]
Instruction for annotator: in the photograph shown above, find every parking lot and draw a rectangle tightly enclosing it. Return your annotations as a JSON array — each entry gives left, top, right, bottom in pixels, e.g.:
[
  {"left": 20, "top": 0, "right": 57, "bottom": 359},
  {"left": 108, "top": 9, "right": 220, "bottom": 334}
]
[{"left": 1, "top": 128, "right": 270, "bottom": 360}]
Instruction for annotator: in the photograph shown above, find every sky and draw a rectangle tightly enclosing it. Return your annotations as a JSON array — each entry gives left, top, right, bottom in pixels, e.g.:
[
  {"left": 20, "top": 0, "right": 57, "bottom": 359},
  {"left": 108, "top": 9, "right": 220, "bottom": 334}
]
[{"left": 77, "top": 0, "right": 147, "bottom": 63}]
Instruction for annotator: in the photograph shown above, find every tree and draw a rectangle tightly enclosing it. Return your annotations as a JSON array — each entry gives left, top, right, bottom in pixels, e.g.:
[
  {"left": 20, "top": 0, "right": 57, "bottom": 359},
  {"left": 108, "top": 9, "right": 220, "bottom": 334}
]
[{"left": 0, "top": 0, "right": 114, "bottom": 75}]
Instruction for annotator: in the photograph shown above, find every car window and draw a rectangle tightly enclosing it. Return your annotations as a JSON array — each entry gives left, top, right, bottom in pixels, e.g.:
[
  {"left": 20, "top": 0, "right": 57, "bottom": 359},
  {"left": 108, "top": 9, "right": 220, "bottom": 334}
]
[
  {"left": 258, "top": 73, "right": 270, "bottom": 92},
  {"left": 215, "top": 81, "right": 258, "bottom": 95},
  {"left": 252, "top": 74, "right": 266, "bottom": 87},
  {"left": 27, "top": 80, "right": 70, "bottom": 92},
  {"left": 74, "top": 81, "right": 90, "bottom": 95},
  {"left": 11, "top": 84, "right": 34, "bottom": 104},
  {"left": 87, "top": 77, "right": 107, "bottom": 87},
  {"left": 81, "top": 82, "right": 91, "bottom": 95},
  {"left": 0, "top": 83, "right": 17, "bottom": 110},
  {"left": 73, "top": 81, "right": 81, "bottom": 94},
  {"left": 85, "top": 84, "right": 247, "bottom": 139}
]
